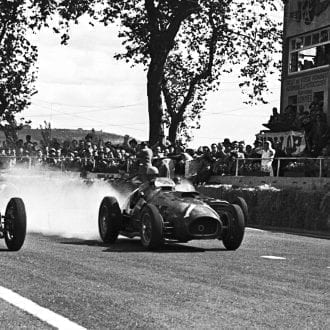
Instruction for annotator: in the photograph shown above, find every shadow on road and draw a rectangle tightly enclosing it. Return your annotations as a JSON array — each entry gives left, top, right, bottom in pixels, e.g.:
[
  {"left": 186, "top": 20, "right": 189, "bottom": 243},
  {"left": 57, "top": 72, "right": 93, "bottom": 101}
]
[{"left": 60, "top": 237, "right": 226, "bottom": 253}]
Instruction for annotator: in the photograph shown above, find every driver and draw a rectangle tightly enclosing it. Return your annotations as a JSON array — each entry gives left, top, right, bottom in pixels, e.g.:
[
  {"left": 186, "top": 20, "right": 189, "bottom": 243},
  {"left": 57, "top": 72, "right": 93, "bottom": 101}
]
[
  {"left": 146, "top": 166, "right": 159, "bottom": 181},
  {"left": 138, "top": 166, "right": 160, "bottom": 199}
]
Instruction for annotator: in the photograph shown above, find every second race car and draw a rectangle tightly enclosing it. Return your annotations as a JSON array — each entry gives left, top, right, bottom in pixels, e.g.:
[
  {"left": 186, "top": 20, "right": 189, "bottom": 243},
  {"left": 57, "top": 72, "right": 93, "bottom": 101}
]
[
  {"left": 98, "top": 177, "right": 247, "bottom": 250},
  {"left": 0, "top": 197, "right": 27, "bottom": 251}
]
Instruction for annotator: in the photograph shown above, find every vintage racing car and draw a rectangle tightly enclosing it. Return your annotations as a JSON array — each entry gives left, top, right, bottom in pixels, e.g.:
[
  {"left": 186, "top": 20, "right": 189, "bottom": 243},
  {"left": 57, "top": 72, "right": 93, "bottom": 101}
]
[
  {"left": 0, "top": 198, "right": 27, "bottom": 251},
  {"left": 98, "top": 177, "right": 247, "bottom": 250}
]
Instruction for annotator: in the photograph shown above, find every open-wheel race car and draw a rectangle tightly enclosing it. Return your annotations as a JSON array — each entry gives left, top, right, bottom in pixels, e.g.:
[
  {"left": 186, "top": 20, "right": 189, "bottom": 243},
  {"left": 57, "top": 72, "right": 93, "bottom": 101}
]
[
  {"left": 0, "top": 198, "right": 27, "bottom": 251},
  {"left": 98, "top": 177, "right": 247, "bottom": 250}
]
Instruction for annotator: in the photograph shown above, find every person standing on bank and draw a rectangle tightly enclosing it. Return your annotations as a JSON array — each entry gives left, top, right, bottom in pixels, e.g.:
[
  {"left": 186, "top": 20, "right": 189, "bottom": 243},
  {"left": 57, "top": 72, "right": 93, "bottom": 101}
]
[{"left": 261, "top": 141, "right": 275, "bottom": 176}]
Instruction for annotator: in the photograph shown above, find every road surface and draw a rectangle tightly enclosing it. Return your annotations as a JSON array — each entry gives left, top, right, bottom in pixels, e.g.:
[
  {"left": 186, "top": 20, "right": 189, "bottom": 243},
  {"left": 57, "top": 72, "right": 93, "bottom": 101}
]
[{"left": 0, "top": 229, "right": 329, "bottom": 329}]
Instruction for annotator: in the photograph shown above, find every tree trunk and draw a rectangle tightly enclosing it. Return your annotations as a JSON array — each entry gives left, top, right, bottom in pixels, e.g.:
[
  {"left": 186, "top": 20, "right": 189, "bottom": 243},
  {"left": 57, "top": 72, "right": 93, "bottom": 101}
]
[
  {"left": 147, "top": 74, "right": 163, "bottom": 146},
  {"left": 145, "top": 1, "right": 200, "bottom": 145},
  {"left": 147, "top": 51, "right": 168, "bottom": 146},
  {"left": 168, "top": 115, "right": 181, "bottom": 144}
]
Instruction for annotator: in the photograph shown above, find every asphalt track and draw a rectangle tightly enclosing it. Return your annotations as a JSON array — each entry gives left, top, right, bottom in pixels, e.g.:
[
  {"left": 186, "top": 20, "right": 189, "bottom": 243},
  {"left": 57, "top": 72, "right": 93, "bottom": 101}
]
[{"left": 0, "top": 229, "right": 329, "bottom": 329}]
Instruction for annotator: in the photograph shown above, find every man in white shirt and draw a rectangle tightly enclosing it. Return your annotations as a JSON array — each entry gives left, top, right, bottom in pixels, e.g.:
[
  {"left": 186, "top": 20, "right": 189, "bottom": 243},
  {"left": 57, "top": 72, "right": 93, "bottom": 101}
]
[{"left": 261, "top": 141, "right": 275, "bottom": 176}]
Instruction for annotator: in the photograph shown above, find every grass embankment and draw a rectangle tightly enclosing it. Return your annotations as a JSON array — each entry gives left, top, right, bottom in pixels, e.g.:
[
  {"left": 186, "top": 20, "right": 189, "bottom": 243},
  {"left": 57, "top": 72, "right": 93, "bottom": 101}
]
[{"left": 198, "top": 185, "right": 330, "bottom": 234}]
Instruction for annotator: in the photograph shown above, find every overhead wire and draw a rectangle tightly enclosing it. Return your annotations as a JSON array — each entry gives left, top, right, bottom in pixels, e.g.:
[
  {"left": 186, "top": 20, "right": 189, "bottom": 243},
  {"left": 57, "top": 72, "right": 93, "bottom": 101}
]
[
  {"left": 48, "top": 107, "right": 145, "bottom": 132},
  {"left": 32, "top": 99, "right": 145, "bottom": 110},
  {"left": 25, "top": 102, "right": 146, "bottom": 132}
]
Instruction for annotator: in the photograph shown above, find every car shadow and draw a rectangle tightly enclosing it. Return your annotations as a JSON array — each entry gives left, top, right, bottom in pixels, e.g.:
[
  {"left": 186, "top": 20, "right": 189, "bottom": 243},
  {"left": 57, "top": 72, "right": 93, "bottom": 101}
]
[{"left": 60, "top": 238, "right": 226, "bottom": 253}]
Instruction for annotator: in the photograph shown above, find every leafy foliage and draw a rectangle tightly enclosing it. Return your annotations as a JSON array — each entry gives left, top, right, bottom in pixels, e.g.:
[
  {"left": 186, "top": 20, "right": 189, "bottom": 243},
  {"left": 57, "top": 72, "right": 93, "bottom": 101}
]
[
  {"left": 0, "top": 0, "right": 42, "bottom": 143},
  {"left": 36, "top": 0, "right": 283, "bottom": 144},
  {"left": 162, "top": 0, "right": 283, "bottom": 142}
]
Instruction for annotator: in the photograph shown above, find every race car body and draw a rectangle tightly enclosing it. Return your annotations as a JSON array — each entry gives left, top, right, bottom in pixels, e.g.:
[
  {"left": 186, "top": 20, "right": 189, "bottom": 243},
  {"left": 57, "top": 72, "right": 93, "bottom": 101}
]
[{"left": 99, "top": 178, "right": 247, "bottom": 250}]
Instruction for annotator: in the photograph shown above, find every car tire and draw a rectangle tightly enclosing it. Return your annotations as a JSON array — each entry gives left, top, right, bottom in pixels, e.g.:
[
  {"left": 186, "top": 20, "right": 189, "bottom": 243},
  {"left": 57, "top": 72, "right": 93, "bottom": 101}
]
[
  {"left": 4, "top": 198, "right": 27, "bottom": 251},
  {"left": 98, "top": 197, "right": 122, "bottom": 243},
  {"left": 222, "top": 204, "right": 245, "bottom": 251},
  {"left": 140, "top": 204, "right": 164, "bottom": 250},
  {"left": 232, "top": 196, "right": 249, "bottom": 225}
]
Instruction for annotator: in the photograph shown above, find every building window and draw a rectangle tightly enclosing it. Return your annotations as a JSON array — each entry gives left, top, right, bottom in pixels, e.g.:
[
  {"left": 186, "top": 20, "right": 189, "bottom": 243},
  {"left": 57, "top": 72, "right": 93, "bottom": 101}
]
[
  {"left": 289, "top": 27, "right": 330, "bottom": 73},
  {"left": 313, "top": 91, "right": 324, "bottom": 105},
  {"left": 288, "top": 95, "right": 297, "bottom": 105}
]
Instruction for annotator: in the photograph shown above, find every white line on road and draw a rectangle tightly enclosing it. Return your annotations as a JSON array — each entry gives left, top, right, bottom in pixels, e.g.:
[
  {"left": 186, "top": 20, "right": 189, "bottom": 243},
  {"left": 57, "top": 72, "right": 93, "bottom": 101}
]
[
  {"left": 0, "top": 286, "right": 86, "bottom": 330},
  {"left": 247, "top": 228, "right": 265, "bottom": 232},
  {"left": 260, "top": 256, "right": 286, "bottom": 260}
]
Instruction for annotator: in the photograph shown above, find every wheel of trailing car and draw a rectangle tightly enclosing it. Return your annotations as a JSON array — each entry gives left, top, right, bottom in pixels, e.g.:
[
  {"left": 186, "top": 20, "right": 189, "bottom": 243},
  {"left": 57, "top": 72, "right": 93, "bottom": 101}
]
[
  {"left": 232, "top": 196, "right": 249, "bottom": 225},
  {"left": 222, "top": 204, "right": 245, "bottom": 251},
  {"left": 4, "top": 198, "right": 27, "bottom": 251},
  {"left": 98, "top": 197, "right": 122, "bottom": 243},
  {"left": 140, "top": 204, "right": 164, "bottom": 250}
]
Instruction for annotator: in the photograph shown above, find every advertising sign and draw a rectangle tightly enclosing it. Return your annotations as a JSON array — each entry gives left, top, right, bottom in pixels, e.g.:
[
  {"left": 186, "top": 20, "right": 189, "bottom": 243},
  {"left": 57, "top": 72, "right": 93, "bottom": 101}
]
[
  {"left": 284, "top": 71, "right": 329, "bottom": 113},
  {"left": 258, "top": 131, "right": 306, "bottom": 154},
  {"left": 286, "top": 0, "right": 330, "bottom": 37}
]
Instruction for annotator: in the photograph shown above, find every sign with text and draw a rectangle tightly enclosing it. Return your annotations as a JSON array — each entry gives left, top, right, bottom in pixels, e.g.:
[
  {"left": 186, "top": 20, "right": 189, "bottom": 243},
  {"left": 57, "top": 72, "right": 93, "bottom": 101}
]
[
  {"left": 258, "top": 130, "right": 306, "bottom": 154},
  {"left": 286, "top": 0, "right": 330, "bottom": 37},
  {"left": 284, "top": 71, "right": 329, "bottom": 112}
]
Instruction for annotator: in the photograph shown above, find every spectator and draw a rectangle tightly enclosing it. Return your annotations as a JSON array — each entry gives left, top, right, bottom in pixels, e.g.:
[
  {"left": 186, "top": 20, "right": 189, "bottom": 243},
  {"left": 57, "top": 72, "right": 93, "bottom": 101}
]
[
  {"left": 272, "top": 141, "right": 288, "bottom": 176},
  {"left": 311, "top": 113, "right": 327, "bottom": 156},
  {"left": 261, "top": 141, "right": 275, "bottom": 176},
  {"left": 24, "top": 135, "right": 34, "bottom": 152}
]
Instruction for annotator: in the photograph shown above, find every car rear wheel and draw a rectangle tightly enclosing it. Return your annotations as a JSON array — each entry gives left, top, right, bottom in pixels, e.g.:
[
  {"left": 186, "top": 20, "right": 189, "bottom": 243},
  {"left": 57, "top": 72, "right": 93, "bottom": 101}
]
[
  {"left": 232, "top": 196, "right": 249, "bottom": 225},
  {"left": 222, "top": 204, "right": 245, "bottom": 251},
  {"left": 4, "top": 198, "right": 27, "bottom": 251},
  {"left": 140, "top": 204, "right": 164, "bottom": 250},
  {"left": 98, "top": 197, "right": 122, "bottom": 243}
]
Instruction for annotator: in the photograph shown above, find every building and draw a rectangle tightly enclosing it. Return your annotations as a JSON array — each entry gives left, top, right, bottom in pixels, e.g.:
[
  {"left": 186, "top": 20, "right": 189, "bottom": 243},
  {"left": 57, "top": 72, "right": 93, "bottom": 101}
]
[{"left": 281, "top": 0, "right": 330, "bottom": 122}]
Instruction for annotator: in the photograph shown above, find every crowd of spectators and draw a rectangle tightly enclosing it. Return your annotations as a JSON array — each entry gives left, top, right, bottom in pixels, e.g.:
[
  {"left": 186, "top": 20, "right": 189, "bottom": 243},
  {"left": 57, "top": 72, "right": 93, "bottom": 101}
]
[
  {"left": 0, "top": 127, "right": 330, "bottom": 180},
  {"left": 265, "top": 100, "right": 329, "bottom": 156}
]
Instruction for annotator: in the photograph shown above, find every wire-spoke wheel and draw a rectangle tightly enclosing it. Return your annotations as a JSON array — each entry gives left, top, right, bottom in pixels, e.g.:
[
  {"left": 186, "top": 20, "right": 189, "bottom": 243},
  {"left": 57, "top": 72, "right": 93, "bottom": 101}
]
[
  {"left": 141, "top": 213, "right": 152, "bottom": 245},
  {"left": 140, "top": 204, "right": 164, "bottom": 250}
]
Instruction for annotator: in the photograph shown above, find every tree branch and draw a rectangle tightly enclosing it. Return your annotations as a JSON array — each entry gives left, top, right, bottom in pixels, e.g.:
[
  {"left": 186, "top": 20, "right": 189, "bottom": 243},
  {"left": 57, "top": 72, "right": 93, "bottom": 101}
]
[
  {"left": 165, "top": 0, "right": 200, "bottom": 44},
  {"left": 161, "top": 77, "right": 174, "bottom": 117},
  {"left": 177, "top": 9, "right": 218, "bottom": 117},
  {"left": 145, "top": 0, "right": 159, "bottom": 35},
  {"left": 0, "top": 20, "right": 9, "bottom": 45}
]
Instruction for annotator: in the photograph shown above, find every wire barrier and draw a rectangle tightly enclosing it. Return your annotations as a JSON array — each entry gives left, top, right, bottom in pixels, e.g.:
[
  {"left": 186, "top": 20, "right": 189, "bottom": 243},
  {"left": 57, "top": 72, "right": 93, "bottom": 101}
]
[{"left": 0, "top": 155, "right": 329, "bottom": 178}]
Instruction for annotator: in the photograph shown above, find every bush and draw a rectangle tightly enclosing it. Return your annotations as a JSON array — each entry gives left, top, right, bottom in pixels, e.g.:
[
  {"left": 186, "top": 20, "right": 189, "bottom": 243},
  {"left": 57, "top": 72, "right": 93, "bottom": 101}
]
[{"left": 198, "top": 185, "right": 329, "bottom": 232}]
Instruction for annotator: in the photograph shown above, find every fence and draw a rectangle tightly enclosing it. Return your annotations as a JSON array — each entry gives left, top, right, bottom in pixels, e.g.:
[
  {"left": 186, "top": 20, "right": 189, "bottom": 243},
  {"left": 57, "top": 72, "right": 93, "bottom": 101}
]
[
  {"left": 0, "top": 155, "right": 133, "bottom": 174},
  {"left": 234, "top": 157, "right": 330, "bottom": 178},
  {"left": 185, "top": 157, "right": 330, "bottom": 178},
  {"left": 1, "top": 155, "right": 330, "bottom": 178}
]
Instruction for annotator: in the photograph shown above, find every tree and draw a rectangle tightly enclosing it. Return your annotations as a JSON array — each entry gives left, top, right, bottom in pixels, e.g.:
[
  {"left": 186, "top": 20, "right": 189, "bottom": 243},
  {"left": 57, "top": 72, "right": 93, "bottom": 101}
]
[
  {"left": 0, "top": 0, "right": 39, "bottom": 144},
  {"left": 161, "top": 1, "right": 283, "bottom": 143},
  {"left": 39, "top": 0, "right": 283, "bottom": 145},
  {"left": 52, "top": 0, "right": 202, "bottom": 145}
]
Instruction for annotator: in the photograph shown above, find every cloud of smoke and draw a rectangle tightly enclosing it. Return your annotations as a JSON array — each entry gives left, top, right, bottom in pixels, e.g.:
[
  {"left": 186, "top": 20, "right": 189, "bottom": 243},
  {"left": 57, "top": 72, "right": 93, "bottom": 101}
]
[{"left": 0, "top": 169, "right": 130, "bottom": 240}]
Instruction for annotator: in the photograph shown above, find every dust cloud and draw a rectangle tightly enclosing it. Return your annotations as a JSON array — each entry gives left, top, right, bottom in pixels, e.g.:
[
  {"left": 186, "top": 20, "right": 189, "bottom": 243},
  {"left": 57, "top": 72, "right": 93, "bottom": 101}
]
[{"left": 0, "top": 169, "right": 130, "bottom": 240}]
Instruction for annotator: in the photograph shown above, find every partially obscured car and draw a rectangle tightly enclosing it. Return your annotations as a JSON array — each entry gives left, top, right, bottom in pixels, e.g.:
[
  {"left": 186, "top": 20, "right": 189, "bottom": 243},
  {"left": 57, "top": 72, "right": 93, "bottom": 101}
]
[{"left": 0, "top": 198, "right": 27, "bottom": 251}]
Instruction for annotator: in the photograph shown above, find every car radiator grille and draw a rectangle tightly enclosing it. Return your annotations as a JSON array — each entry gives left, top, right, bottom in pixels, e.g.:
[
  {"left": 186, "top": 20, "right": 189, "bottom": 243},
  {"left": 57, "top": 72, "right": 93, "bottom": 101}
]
[{"left": 189, "top": 217, "right": 218, "bottom": 235}]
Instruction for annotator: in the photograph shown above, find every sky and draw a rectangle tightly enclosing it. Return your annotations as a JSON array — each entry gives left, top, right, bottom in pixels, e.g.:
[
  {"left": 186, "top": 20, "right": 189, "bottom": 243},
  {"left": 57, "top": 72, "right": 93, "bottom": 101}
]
[{"left": 23, "top": 9, "right": 283, "bottom": 148}]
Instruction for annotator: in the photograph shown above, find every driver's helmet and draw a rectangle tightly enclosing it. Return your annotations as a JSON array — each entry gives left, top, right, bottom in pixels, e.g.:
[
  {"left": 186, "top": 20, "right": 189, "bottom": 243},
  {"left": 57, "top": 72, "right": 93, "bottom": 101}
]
[{"left": 146, "top": 166, "right": 159, "bottom": 180}]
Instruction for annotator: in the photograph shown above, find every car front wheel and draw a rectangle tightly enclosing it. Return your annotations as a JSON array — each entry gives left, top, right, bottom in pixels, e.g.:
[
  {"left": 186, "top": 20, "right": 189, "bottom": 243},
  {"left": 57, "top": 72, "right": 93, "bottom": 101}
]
[
  {"left": 222, "top": 204, "right": 245, "bottom": 250},
  {"left": 140, "top": 204, "right": 164, "bottom": 250}
]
